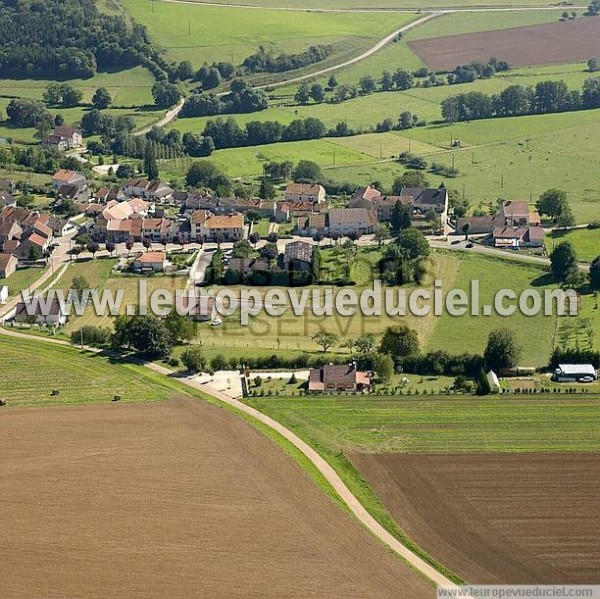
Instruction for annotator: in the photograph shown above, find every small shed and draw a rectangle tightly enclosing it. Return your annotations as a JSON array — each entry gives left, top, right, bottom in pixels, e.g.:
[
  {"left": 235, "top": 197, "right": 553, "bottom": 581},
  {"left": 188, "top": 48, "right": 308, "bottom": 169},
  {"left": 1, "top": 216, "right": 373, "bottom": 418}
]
[{"left": 486, "top": 370, "right": 500, "bottom": 393}]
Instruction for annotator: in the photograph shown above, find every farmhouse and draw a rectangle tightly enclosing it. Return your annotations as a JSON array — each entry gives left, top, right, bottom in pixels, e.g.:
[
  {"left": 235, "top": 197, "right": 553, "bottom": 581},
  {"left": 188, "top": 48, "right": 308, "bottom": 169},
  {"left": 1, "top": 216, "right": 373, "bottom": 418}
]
[
  {"left": 309, "top": 363, "right": 372, "bottom": 393},
  {"left": 348, "top": 186, "right": 412, "bottom": 222},
  {"left": 493, "top": 225, "right": 544, "bottom": 248},
  {"left": 554, "top": 364, "right": 597, "bottom": 382},
  {"left": 132, "top": 251, "right": 167, "bottom": 273},
  {"left": 0, "top": 253, "right": 18, "bottom": 279},
  {"left": 284, "top": 183, "right": 326, "bottom": 204},
  {"left": 43, "top": 125, "right": 83, "bottom": 150}
]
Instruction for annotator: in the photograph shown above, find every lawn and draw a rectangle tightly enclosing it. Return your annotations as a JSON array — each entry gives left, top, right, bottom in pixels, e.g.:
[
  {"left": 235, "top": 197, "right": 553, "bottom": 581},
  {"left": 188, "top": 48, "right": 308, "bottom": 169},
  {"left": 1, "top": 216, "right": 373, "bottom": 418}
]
[
  {"left": 0, "top": 335, "right": 187, "bottom": 408},
  {"left": 550, "top": 228, "right": 600, "bottom": 263},
  {"left": 247, "top": 394, "right": 600, "bottom": 453},
  {"left": 119, "top": 0, "right": 415, "bottom": 72},
  {"left": 426, "top": 252, "right": 558, "bottom": 367},
  {"left": 1, "top": 265, "right": 48, "bottom": 297},
  {"left": 47, "top": 261, "right": 188, "bottom": 333},
  {"left": 172, "top": 0, "right": 558, "bottom": 8}
]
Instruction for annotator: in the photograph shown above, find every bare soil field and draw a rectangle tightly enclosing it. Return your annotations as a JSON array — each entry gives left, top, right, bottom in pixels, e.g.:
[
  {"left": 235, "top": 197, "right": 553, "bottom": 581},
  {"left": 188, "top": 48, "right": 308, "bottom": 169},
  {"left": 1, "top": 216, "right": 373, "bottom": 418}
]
[
  {"left": 409, "top": 18, "right": 600, "bottom": 71},
  {"left": 0, "top": 399, "right": 431, "bottom": 599},
  {"left": 351, "top": 452, "right": 600, "bottom": 584}
]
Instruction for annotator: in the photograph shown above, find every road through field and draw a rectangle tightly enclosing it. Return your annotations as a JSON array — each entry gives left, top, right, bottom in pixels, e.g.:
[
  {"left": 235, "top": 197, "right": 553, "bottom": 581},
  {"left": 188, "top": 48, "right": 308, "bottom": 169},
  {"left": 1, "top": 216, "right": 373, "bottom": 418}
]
[{"left": 135, "top": 11, "right": 441, "bottom": 133}]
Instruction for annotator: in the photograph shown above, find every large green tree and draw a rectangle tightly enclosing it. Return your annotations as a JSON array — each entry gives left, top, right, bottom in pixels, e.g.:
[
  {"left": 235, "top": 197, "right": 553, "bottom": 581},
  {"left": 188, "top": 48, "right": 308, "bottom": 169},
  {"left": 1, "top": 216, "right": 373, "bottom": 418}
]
[
  {"left": 550, "top": 240, "right": 579, "bottom": 283},
  {"left": 484, "top": 328, "right": 522, "bottom": 372},
  {"left": 379, "top": 324, "right": 420, "bottom": 359}
]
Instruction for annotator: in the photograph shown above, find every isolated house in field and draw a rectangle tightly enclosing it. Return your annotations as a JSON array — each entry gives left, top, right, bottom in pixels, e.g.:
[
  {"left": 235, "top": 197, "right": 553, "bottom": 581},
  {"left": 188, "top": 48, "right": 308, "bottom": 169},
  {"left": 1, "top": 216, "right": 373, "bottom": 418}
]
[
  {"left": 43, "top": 125, "right": 83, "bottom": 150},
  {"left": 284, "top": 183, "right": 326, "bottom": 204},
  {"left": 501, "top": 201, "right": 530, "bottom": 226},
  {"left": 0, "top": 253, "right": 18, "bottom": 279},
  {"left": 309, "top": 364, "right": 372, "bottom": 393},
  {"left": 132, "top": 251, "right": 166, "bottom": 273},
  {"left": 14, "top": 297, "right": 68, "bottom": 326}
]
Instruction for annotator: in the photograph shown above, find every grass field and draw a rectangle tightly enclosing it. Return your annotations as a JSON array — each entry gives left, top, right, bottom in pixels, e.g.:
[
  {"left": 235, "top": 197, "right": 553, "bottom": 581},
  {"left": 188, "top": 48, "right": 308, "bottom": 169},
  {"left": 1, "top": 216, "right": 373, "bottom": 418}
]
[
  {"left": 0, "top": 66, "right": 161, "bottom": 143},
  {"left": 247, "top": 394, "right": 600, "bottom": 454},
  {"left": 0, "top": 335, "right": 184, "bottom": 407},
  {"left": 119, "top": 0, "right": 414, "bottom": 71},
  {"left": 550, "top": 227, "right": 600, "bottom": 262},
  {"left": 426, "top": 252, "right": 558, "bottom": 367},
  {"left": 1, "top": 266, "right": 48, "bottom": 296}
]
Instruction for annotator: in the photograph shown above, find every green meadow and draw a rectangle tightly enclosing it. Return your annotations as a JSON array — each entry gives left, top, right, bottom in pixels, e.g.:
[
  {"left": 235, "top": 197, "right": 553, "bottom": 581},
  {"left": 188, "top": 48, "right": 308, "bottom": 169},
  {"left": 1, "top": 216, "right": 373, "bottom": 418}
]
[
  {"left": 119, "top": 0, "right": 415, "bottom": 70},
  {"left": 550, "top": 228, "right": 600, "bottom": 262},
  {"left": 247, "top": 394, "right": 600, "bottom": 454},
  {"left": 0, "top": 67, "right": 161, "bottom": 144}
]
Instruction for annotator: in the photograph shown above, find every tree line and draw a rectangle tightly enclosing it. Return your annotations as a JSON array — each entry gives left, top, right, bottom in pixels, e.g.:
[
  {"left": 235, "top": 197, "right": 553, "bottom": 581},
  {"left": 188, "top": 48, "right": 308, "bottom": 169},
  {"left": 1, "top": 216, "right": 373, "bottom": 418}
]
[
  {"left": 180, "top": 80, "right": 268, "bottom": 117},
  {"left": 242, "top": 45, "right": 333, "bottom": 74},
  {"left": 441, "top": 77, "right": 600, "bottom": 122}
]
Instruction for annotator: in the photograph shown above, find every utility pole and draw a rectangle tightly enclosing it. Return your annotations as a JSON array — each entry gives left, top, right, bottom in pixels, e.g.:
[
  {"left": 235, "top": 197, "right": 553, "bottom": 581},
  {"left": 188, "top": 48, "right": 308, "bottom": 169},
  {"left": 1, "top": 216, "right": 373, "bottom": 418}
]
[
  {"left": 452, "top": 153, "right": 455, "bottom": 170},
  {"left": 501, "top": 173, "right": 504, "bottom": 189}
]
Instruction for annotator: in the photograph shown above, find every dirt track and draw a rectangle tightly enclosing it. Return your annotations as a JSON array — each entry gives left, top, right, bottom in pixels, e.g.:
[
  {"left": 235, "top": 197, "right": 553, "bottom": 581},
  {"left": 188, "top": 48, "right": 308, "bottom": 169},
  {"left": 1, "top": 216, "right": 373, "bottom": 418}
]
[
  {"left": 351, "top": 452, "right": 600, "bottom": 585},
  {"left": 0, "top": 400, "right": 431, "bottom": 599},
  {"left": 409, "top": 18, "right": 600, "bottom": 71}
]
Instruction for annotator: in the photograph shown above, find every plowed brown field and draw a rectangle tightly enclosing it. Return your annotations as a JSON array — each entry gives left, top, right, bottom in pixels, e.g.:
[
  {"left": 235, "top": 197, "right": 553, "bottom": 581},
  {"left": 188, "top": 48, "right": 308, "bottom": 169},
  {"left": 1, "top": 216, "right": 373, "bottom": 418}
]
[
  {"left": 351, "top": 453, "right": 600, "bottom": 584},
  {"left": 0, "top": 400, "right": 431, "bottom": 599},
  {"left": 409, "top": 18, "right": 600, "bottom": 71}
]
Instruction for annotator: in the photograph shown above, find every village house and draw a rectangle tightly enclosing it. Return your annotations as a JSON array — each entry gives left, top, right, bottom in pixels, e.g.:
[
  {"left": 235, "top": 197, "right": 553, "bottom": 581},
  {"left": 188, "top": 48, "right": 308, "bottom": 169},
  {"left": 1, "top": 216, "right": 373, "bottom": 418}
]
[
  {"left": 119, "top": 179, "right": 173, "bottom": 202},
  {"left": 283, "top": 241, "right": 313, "bottom": 271},
  {"left": 492, "top": 225, "right": 545, "bottom": 249},
  {"left": 284, "top": 183, "right": 326, "bottom": 204},
  {"left": 327, "top": 208, "right": 377, "bottom": 236},
  {"left": 348, "top": 186, "right": 413, "bottom": 222},
  {"left": 401, "top": 186, "right": 449, "bottom": 227},
  {"left": 37, "top": 215, "right": 77, "bottom": 238},
  {"left": 42, "top": 125, "right": 83, "bottom": 150},
  {"left": 295, "top": 213, "right": 327, "bottom": 237},
  {"left": 0, "top": 253, "right": 18, "bottom": 279},
  {"left": 190, "top": 211, "right": 245, "bottom": 242},
  {"left": 132, "top": 251, "right": 167, "bottom": 273},
  {"left": 0, "top": 190, "right": 16, "bottom": 209},
  {"left": 308, "top": 363, "right": 372, "bottom": 393},
  {"left": 52, "top": 169, "right": 87, "bottom": 191},
  {"left": 13, "top": 297, "right": 68, "bottom": 326}
]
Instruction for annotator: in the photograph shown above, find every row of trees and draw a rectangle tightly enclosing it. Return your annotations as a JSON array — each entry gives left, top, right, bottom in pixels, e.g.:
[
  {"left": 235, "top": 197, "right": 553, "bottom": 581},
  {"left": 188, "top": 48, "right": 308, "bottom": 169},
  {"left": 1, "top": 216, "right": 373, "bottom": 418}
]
[
  {"left": 441, "top": 77, "right": 600, "bottom": 122},
  {"left": 181, "top": 80, "right": 268, "bottom": 117},
  {"left": 41, "top": 82, "right": 112, "bottom": 111},
  {"left": 242, "top": 45, "right": 333, "bottom": 74}
]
